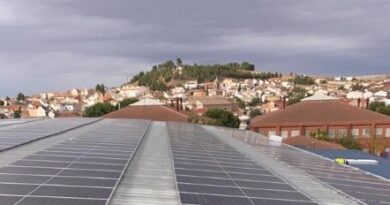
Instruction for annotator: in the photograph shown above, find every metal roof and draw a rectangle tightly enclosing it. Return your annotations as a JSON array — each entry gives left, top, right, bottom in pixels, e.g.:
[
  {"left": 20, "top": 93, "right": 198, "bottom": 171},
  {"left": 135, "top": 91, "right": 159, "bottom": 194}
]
[{"left": 0, "top": 118, "right": 388, "bottom": 205}]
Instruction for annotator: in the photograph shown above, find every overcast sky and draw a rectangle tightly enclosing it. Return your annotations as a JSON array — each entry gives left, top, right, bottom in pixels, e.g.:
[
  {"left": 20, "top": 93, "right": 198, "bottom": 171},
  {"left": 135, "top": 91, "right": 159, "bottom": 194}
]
[{"left": 0, "top": 0, "right": 389, "bottom": 97}]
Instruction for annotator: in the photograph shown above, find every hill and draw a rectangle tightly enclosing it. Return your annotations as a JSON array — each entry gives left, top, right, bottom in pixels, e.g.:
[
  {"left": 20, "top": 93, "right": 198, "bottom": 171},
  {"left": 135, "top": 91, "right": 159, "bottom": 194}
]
[{"left": 129, "top": 59, "right": 281, "bottom": 91}]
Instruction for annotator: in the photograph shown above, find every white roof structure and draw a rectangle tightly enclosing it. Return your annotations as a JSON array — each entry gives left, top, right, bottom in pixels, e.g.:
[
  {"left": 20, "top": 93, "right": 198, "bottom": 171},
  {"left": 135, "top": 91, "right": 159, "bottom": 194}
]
[
  {"left": 130, "top": 97, "right": 164, "bottom": 106},
  {"left": 301, "top": 93, "right": 338, "bottom": 101}
]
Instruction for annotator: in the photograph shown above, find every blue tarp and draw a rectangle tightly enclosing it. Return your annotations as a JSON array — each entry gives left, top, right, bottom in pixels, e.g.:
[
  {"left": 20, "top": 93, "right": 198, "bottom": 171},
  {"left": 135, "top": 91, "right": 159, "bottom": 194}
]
[{"left": 306, "top": 149, "right": 390, "bottom": 179}]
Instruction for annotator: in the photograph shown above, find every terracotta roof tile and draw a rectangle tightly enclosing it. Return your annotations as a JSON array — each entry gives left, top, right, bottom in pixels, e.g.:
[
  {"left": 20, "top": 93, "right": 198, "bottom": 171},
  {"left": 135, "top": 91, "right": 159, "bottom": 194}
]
[
  {"left": 103, "top": 105, "right": 188, "bottom": 122},
  {"left": 251, "top": 100, "right": 390, "bottom": 126}
]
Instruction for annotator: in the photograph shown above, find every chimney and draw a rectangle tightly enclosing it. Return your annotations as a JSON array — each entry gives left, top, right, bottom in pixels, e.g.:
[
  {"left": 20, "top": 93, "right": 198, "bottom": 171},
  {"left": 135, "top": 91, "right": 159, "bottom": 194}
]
[
  {"left": 176, "top": 98, "right": 179, "bottom": 112},
  {"left": 357, "top": 98, "right": 361, "bottom": 108},
  {"left": 180, "top": 98, "right": 183, "bottom": 111},
  {"left": 366, "top": 98, "right": 369, "bottom": 109},
  {"left": 282, "top": 97, "right": 286, "bottom": 109}
]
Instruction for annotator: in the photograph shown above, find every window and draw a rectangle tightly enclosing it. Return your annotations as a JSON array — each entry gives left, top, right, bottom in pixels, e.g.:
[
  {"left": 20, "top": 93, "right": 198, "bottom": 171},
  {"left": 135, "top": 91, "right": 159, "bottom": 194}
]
[
  {"left": 376, "top": 128, "right": 383, "bottom": 137},
  {"left": 304, "top": 129, "right": 312, "bottom": 136},
  {"left": 291, "top": 130, "right": 300, "bottom": 137},
  {"left": 338, "top": 129, "right": 347, "bottom": 138},
  {"left": 352, "top": 129, "right": 359, "bottom": 138},
  {"left": 386, "top": 128, "right": 390, "bottom": 138},
  {"left": 268, "top": 130, "right": 276, "bottom": 136},
  {"left": 328, "top": 129, "right": 336, "bottom": 138},
  {"left": 362, "top": 128, "right": 370, "bottom": 138},
  {"left": 281, "top": 130, "right": 288, "bottom": 138},
  {"left": 258, "top": 129, "right": 267, "bottom": 136}
]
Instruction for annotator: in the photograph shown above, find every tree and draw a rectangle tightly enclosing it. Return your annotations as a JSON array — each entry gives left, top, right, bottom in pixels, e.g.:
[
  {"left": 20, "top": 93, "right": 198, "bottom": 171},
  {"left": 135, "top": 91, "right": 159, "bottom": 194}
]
[
  {"left": 366, "top": 134, "right": 386, "bottom": 156},
  {"left": 240, "top": 61, "right": 255, "bottom": 71},
  {"left": 292, "top": 75, "right": 315, "bottom": 85},
  {"left": 118, "top": 98, "right": 138, "bottom": 108},
  {"left": 14, "top": 107, "right": 22, "bottom": 118},
  {"left": 233, "top": 97, "right": 246, "bottom": 109},
  {"left": 248, "top": 97, "right": 262, "bottom": 107},
  {"left": 309, "top": 129, "right": 330, "bottom": 141},
  {"left": 0, "top": 101, "right": 3, "bottom": 106},
  {"left": 336, "top": 134, "right": 361, "bottom": 150},
  {"left": 368, "top": 101, "right": 390, "bottom": 116},
  {"left": 287, "top": 87, "right": 310, "bottom": 105},
  {"left": 249, "top": 109, "right": 262, "bottom": 118},
  {"left": 16, "top": 92, "right": 25, "bottom": 102},
  {"left": 95, "top": 84, "right": 106, "bottom": 95},
  {"left": 337, "top": 85, "right": 345, "bottom": 90},
  {"left": 205, "top": 108, "right": 240, "bottom": 128},
  {"left": 176, "top": 57, "right": 183, "bottom": 66},
  {"left": 84, "top": 103, "right": 116, "bottom": 117},
  {"left": 351, "top": 83, "right": 364, "bottom": 91}
]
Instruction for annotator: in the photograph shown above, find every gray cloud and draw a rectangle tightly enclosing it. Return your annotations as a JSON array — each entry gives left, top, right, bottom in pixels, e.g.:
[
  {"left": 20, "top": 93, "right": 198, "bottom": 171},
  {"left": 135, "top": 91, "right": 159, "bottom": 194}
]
[{"left": 0, "top": 0, "right": 389, "bottom": 96}]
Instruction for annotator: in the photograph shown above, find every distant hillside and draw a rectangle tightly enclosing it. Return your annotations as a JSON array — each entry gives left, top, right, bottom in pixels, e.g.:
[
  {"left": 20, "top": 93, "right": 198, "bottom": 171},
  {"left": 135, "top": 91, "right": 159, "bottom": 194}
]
[{"left": 129, "top": 59, "right": 281, "bottom": 91}]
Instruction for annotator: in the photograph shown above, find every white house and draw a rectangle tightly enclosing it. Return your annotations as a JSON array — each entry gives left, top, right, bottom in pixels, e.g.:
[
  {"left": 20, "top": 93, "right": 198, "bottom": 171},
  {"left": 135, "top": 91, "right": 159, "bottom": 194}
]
[
  {"left": 374, "top": 90, "right": 388, "bottom": 98},
  {"left": 346, "top": 91, "right": 364, "bottom": 99},
  {"left": 363, "top": 91, "right": 373, "bottom": 99},
  {"left": 184, "top": 81, "right": 198, "bottom": 90}
]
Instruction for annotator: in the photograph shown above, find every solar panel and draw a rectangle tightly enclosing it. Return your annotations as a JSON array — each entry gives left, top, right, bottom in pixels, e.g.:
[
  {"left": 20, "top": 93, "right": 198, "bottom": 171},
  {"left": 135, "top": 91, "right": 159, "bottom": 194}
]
[
  {"left": 0, "top": 118, "right": 98, "bottom": 152},
  {"left": 16, "top": 197, "right": 106, "bottom": 205},
  {"left": 0, "top": 119, "right": 150, "bottom": 205},
  {"left": 223, "top": 128, "right": 390, "bottom": 205},
  {"left": 167, "top": 122, "right": 318, "bottom": 205}
]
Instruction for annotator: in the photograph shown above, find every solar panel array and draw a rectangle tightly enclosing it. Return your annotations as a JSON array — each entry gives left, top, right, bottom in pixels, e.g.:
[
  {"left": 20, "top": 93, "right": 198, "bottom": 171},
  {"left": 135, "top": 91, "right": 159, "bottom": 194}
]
[
  {"left": 0, "top": 118, "right": 97, "bottom": 152},
  {"left": 167, "top": 123, "right": 317, "bottom": 205},
  {"left": 0, "top": 120, "right": 30, "bottom": 127},
  {"left": 0, "top": 119, "right": 149, "bottom": 205},
  {"left": 228, "top": 129, "right": 390, "bottom": 205}
]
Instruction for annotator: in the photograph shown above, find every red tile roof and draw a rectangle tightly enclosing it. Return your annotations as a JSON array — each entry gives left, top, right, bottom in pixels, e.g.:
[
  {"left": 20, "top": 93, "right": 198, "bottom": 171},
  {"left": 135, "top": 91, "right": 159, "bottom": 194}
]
[
  {"left": 103, "top": 105, "right": 188, "bottom": 122},
  {"left": 251, "top": 100, "right": 390, "bottom": 127}
]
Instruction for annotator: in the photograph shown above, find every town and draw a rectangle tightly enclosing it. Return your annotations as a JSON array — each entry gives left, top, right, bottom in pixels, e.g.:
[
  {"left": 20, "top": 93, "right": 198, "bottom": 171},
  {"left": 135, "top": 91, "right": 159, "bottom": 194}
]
[{"left": 1, "top": 59, "right": 389, "bottom": 158}]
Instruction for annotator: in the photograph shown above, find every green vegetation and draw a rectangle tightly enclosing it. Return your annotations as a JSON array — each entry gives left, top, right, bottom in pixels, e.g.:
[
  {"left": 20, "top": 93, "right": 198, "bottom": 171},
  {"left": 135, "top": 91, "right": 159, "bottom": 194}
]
[
  {"left": 351, "top": 83, "right": 364, "bottom": 91},
  {"left": 337, "top": 85, "right": 345, "bottom": 90},
  {"left": 95, "top": 84, "right": 106, "bottom": 95},
  {"left": 368, "top": 101, "right": 390, "bottom": 116},
  {"left": 248, "top": 97, "right": 262, "bottom": 107},
  {"left": 16, "top": 92, "right": 25, "bottom": 102},
  {"left": 309, "top": 130, "right": 362, "bottom": 150},
  {"left": 336, "top": 135, "right": 361, "bottom": 150},
  {"left": 0, "top": 101, "right": 4, "bottom": 106},
  {"left": 291, "top": 75, "right": 315, "bottom": 85},
  {"left": 249, "top": 108, "right": 262, "bottom": 118},
  {"left": 233, "top": 97, "right": 246, "bottom": 109},
  {"left": 130, "top": 59, "right": 281, "bottom": 91},
  {"left": 309, "top": 130, "right": 330, "bottom": 141},
  {"left": 287, "top": 87, "right": 310, "bottom": 105},
  {"left": 14, "top": 108, "right": 22, "bottom": 118},
  {"left": 204, "top": 108, "right": 240, "bottom": 128},
  {"left": 118, "top": 98, "right": 138, "bottom": 108},
  {"left": 84, "top": 102, "right": 116, "bottom": 117}
]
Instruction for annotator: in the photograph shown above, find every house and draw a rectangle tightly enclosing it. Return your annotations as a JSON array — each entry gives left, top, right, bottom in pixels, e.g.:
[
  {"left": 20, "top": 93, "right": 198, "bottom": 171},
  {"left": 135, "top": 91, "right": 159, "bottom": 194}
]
[
  {"left": 346, "top": 91, "right": 363, "bottom": 99},
  {"left": 184, "top": 81, "right": 198, "bottom": 90},
  {"left": 187, "top": 97, "right": 235, "bottom": 112},
  {"left": 374, "top": 90, "right": 388, "bottom": 98},
  {"left": 250, "top": 94, "right": 390, "bottom": 151}
]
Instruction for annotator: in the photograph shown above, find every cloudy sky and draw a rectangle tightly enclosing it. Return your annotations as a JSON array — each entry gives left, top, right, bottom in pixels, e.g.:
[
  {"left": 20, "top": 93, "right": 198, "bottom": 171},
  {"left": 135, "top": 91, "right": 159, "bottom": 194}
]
[{"left": 0, "top": 0, "right": 389, "bottom": 96}]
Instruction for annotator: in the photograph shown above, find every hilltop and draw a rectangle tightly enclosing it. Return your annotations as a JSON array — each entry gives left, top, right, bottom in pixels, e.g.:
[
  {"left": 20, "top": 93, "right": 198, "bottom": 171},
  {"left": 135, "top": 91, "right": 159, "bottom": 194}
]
[{"left": 127, "top": 58, "right": 281, "bottom": 91}]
